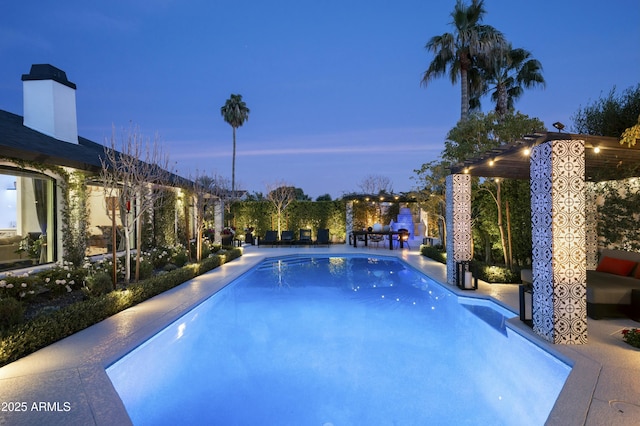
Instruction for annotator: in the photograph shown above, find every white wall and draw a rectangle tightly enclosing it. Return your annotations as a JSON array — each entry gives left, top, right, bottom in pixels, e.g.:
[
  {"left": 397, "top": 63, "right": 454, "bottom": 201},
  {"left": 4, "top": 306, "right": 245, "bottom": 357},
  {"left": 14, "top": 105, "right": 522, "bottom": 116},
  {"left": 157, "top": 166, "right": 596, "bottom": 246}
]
[{"left": 0, "top": 175, "right": 17, "bottom": 230}]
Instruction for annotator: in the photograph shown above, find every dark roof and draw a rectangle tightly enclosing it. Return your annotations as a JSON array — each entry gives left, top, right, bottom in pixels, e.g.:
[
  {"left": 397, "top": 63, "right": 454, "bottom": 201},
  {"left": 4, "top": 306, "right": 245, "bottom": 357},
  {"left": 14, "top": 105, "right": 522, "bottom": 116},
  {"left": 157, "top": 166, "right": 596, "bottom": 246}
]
[
  {"left": 449, "top": 132, "right": 640, "bottom": 182},
  {"left": 0, "top": 109, "right": 193, "bottom": 188},
  {"left": 0, "top": 109, "right": 105, "bottom": 172}
]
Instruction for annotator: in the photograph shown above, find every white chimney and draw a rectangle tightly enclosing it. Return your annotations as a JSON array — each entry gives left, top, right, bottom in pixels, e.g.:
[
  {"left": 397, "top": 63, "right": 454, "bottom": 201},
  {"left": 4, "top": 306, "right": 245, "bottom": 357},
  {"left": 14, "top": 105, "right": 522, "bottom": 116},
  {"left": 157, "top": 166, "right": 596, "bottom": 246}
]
[{"left": 21, "top": 64, "right": 79, "bottom": 144}]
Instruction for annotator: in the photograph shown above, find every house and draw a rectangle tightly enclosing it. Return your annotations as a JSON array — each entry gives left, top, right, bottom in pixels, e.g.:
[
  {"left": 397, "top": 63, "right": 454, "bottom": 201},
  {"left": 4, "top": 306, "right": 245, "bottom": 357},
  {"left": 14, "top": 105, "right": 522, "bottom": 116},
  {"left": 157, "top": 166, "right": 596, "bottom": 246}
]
[{"left": 0, "top": 64, "right": 220, "bottom": 272}]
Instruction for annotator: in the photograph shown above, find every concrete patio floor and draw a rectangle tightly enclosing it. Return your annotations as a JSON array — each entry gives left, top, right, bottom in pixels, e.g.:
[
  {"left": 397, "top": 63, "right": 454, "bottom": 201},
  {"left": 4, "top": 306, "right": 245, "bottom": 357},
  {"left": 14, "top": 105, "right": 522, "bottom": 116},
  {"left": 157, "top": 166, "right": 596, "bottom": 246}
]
[{"left": 0, "top": 243, "right": 639, "bottom": 425}]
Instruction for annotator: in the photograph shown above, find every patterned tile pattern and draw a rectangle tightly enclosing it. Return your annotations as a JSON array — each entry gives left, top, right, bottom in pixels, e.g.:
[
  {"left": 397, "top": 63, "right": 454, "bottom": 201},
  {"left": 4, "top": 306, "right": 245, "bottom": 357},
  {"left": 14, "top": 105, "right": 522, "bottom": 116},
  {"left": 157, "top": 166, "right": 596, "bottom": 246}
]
[
  {"left": 530, "top": 140, "right": 587, "bottom": 344},
  {"left": 445, "top": 174, "right": 472, "bottom": 286}
]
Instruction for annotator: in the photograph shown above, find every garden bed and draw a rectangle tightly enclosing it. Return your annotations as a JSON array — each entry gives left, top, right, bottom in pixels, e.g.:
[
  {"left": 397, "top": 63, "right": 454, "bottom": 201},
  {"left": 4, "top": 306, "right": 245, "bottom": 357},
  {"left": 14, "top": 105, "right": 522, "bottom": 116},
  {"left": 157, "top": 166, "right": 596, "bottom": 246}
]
[{"left": 0, "top": 248, "right": 242, "bottom": 367}]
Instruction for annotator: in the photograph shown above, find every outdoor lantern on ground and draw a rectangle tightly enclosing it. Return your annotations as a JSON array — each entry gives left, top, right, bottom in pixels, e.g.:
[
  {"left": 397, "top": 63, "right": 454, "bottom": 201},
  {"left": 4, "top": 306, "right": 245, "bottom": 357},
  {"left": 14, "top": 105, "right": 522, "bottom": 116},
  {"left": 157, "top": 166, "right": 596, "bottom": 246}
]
[
  {"left": 519, "top": 283, "right": 533, "bottom": 326},
  {"left": 456, "top": 261, "right": 477, "bottom": 290}
]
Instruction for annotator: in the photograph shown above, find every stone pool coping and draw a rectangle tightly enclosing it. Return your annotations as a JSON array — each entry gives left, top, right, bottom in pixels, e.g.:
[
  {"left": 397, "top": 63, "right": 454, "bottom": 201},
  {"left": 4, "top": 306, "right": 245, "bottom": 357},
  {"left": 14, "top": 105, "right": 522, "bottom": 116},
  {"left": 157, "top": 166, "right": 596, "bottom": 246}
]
[{"left": 0, "top": 244, "right": 638, "bottom": 425}]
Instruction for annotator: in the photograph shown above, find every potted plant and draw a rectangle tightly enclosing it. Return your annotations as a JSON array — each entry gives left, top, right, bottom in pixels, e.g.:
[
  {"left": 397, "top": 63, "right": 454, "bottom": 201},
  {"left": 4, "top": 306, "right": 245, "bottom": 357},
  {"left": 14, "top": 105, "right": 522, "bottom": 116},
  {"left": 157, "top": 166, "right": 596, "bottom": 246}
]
[
  {"left": 621, "top": 328, "right": 640, "bottom": 349},
  {"left": 221, "top": 227, "right": 235, "bottom": 246},
  {"left": 244, "top": 227, "right": 255, "bottom": 245},
  {"left": 15, "top": 234, "right": 43, "bottom": 264}
]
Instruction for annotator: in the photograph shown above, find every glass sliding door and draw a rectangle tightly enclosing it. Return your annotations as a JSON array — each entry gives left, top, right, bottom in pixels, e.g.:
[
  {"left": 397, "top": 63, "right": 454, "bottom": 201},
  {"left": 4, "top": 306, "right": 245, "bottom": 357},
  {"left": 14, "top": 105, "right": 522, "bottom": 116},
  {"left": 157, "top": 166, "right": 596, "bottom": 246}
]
[{"left": 0, "top": 169, "right": 55, "bottom": 271}]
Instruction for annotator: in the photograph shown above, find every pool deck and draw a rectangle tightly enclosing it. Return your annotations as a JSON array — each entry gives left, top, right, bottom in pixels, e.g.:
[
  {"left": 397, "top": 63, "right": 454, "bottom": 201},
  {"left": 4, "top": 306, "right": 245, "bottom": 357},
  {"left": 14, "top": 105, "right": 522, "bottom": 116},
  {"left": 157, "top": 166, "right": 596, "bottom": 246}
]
[{"left": 0, "top": 243, "right": 638, "bottom": 425}]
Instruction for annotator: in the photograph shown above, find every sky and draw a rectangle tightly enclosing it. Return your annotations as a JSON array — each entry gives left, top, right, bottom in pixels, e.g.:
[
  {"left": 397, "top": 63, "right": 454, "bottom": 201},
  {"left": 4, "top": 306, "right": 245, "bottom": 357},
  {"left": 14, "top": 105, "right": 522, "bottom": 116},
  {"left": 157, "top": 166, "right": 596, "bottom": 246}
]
[{"left": 1, "top": 1, "right": 639, "bottom": 199}]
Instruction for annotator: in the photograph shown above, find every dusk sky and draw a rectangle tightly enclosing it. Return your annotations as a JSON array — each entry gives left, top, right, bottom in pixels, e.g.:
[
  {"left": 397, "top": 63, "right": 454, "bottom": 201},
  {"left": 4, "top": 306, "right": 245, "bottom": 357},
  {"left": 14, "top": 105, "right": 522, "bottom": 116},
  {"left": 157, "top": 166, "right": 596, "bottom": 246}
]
[{"left": 1, "top": 1, "right": 639, "bottom": 199}]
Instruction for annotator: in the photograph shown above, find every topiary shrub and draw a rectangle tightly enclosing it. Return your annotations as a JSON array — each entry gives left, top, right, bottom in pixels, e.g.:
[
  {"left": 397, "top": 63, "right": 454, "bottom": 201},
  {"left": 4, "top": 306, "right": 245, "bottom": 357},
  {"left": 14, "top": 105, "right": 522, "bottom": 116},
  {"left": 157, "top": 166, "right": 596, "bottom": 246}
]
[
  {"left": 83, "top": 272, "right": 114, "bottom": 297},
  {"left": 0, "top": 298, "right": 24, "bottom": 331},
  {"left": 135, "top": 258, "right": 154, "bottom": 280},
  {"left": 172, "top": 250, "right": 188, "bottom": 267}
]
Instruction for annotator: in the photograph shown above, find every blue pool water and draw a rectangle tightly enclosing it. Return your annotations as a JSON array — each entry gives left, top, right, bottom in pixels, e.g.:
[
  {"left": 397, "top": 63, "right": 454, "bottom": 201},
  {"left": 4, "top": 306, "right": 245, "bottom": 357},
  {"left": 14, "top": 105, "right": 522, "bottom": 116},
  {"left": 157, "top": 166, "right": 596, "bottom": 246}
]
[{"left": 107, "top": 255, "right": 571, "bottom": 425}]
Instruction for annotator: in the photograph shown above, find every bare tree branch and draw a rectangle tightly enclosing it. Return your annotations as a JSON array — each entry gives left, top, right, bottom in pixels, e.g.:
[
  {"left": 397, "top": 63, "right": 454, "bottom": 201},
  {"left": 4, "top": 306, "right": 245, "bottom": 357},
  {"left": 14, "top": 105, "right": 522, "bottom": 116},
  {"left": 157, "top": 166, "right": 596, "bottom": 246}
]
[
  {"left": 100, "top": 123, "right": 173, "bottom": 284},
  {"left": 265, "top": 181, "right": 296, "bottom": 236}
]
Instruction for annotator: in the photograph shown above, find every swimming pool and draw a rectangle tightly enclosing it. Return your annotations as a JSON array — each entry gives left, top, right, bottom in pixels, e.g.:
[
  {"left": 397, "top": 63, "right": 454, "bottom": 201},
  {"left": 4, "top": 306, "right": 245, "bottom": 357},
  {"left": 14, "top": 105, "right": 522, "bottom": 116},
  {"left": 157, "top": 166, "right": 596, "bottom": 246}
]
[{"left": 107, "top": 255, "right": 571, "bottom": 425}]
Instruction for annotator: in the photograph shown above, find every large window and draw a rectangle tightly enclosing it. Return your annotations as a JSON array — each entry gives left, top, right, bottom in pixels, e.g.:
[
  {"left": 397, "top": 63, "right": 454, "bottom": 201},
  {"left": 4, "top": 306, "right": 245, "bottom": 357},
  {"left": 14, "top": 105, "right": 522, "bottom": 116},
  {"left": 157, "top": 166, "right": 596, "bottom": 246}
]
[{"left": 0, "top": 169, "right": 55, "bottom": 271}]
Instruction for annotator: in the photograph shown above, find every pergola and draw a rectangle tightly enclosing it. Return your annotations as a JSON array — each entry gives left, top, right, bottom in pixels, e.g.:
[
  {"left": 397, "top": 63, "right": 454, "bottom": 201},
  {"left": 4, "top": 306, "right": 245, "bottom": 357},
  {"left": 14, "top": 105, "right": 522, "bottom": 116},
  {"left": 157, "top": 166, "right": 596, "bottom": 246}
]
[{"left": 445, "top": 132, "right": 640, "bottom": 344}]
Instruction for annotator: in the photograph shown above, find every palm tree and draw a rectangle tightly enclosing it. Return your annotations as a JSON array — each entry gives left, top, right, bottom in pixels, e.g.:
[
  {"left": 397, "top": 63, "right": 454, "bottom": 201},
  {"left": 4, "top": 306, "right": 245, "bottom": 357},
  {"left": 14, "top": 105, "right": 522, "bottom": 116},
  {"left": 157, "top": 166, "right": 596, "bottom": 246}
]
[
  {"left": 220, "top": 94, "right": 250, "bottom": 198},
  {"left": 421, "top": 0, "right": 505, "bottom": 121},
  {"left": 480, "top": 45, "right": 545, "bottom": 118}
]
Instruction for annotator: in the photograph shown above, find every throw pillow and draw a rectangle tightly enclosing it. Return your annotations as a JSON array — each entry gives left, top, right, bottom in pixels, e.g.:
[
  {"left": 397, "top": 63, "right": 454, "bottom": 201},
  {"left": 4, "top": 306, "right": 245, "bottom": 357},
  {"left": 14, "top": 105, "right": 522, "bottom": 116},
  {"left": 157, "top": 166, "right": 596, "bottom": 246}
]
[{"left": 596, "top": 256, "right": 637, "bottom": 276}]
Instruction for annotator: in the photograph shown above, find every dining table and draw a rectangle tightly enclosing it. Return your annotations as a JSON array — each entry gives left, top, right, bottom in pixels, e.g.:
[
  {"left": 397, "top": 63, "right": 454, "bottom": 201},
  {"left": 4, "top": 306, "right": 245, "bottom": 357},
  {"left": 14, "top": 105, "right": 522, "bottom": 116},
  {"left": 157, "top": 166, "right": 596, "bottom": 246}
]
[{"left": 351, "top": 230, "right": 409, "bottom": 250}]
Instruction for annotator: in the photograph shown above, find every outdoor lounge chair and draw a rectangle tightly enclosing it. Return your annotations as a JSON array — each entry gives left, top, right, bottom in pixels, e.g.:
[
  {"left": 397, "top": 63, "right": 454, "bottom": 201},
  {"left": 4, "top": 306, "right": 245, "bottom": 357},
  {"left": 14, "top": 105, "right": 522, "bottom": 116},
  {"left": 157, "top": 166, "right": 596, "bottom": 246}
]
[
  {"left": 260, "top": 230, "right": 278, "bottom": 247},
  {"left": 316, "top": 228, "right": 330, "bottom": 246},
  {"left": 280, "top": 230, "right": 294, "bottom": 246},
  {"left": 299, "top": 229, "right": 313, "bottom": 245}
]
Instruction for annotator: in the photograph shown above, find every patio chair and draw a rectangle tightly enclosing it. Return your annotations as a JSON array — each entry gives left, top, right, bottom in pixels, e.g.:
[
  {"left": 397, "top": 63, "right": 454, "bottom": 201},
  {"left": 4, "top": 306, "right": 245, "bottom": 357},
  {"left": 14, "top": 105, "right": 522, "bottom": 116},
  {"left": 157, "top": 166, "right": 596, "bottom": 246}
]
[
  {"left": 393, "top": 228, "right": 410, "bottom": 249},
  {"left": 280, "top": 230, "right": 294, "bottom": 246},
  {"left": 299, "top": 229, "right": 313, "bottom": 246},
  {"left": 352, "top": 229, "right": 367, "bottom": 247},
  {"left": 260, "top": 230, "right": 278, "bottom": 247},
  {"left": 369, "top": 233, "right": 384, "bottom": 248},
  {"left": 316, "top": 228, "right": 330, "bottom": 246}
]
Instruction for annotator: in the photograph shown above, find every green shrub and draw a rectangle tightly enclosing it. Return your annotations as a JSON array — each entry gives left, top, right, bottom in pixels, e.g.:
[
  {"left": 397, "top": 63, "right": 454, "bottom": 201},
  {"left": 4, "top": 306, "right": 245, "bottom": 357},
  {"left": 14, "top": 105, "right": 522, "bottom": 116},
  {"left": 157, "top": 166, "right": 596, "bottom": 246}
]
[
  {"left": 419, "top": 246, "right": 521, "bottom": 284},
  {"left": 0, "top": 249, "right": 243, "bottom": 367},
  {"left": 172, "top": 250, "right": 188, "bottom": 267},
  {"left": 0, "top": 274, "right": 38, "bottom": 301},
  {"left": 83, "top": 272, "right": 114, "bottom": 297},
  {"left": 201, "top": 242, "right": 211, "bottom": 259},
  {"left": 420, "top": 245, "right": 447, "bottom": 264},
  {"left": 39, "top": 263, "right": 87, "bottom": 295},
  {"left": 135, "top": 258, "right": 155, "bottom": 280},
  {"left": 148, "top": 247, "right": 172, "bottom": 269},
  {"left": 474, "top": 262, "right": 521, "bottom": 283},
  {"left": 163, "top": 263, "right": 178, "bottom": 272},
  {"left": 0, "top": 298, "right": 24, "bottom": 330}
]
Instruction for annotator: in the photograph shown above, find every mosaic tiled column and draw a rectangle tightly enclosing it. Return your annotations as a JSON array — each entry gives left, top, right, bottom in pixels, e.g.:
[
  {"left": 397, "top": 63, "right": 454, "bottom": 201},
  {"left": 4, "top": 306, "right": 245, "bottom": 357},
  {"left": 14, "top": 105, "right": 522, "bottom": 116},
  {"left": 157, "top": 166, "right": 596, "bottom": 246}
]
[
  {"left": 530, "top": 140, "right": 587, "bottom": 344},
  {"left": 445, "top": 174, "right": 472, "bottom": 286}
]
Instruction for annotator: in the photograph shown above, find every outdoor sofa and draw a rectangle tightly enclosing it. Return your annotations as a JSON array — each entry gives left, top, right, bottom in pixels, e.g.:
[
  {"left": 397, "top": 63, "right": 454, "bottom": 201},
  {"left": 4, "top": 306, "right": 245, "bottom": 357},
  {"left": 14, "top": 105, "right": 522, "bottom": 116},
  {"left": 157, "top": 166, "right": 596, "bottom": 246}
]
[{"left": 521, "top": 249, "right": 640, "bottom": 320}]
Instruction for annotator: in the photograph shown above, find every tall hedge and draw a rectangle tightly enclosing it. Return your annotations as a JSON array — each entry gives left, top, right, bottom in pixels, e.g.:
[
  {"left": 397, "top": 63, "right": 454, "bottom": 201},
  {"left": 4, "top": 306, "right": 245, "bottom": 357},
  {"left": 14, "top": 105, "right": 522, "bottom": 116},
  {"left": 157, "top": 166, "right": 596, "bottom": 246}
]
[{"left": 231, "top": 200, "right": 346, "bottom": 241}]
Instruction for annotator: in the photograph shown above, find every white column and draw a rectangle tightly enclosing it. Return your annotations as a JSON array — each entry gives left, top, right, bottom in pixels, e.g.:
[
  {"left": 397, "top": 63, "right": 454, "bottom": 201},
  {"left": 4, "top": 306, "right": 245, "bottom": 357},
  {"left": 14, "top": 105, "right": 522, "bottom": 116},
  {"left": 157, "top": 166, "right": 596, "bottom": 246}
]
[
  {"left": 214, "top": 200, "right": 224, "bottom": 244},
  {"left": 445, "top": 174, "right": 472, "bottom": 286},
  {"left": 530, "top": 139, "right": 587, "bottom": 344},
  {"left": 346, "top": 201, "right": 353, "bottom": 244}
]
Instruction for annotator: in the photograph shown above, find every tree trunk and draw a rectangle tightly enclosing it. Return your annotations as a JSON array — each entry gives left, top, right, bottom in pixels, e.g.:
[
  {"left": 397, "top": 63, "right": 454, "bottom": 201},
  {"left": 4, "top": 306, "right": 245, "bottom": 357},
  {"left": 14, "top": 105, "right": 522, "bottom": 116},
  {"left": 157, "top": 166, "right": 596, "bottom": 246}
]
[
  {"left": 135, "top": 206, "right": 141, "bottom": 282},
  {"left": 231, "top": 126, "right": 236, "bottom": 199},
  {"left": 496, "top": 84, "right": 508, "bottom": 119},
  {"left": 496, "top": 181, "right": 508, "bottom": 267},
  {"left": 111, "top": 198, "right": 117, "bottom": 290},
  {"left": 460, "top": 67, "right": 469, "bottom": 122},
  {"left": 506, "top": 200, "right": 513, "bottom": 270},
  {"left": 483, "top": 232, "right": 492, "bottom": 263},
  {"left": 184, "top": 201, "right": 191, "bottom": 262},
  {"left": 124, "top": 214, "right": 131, "bottom": 285}
]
